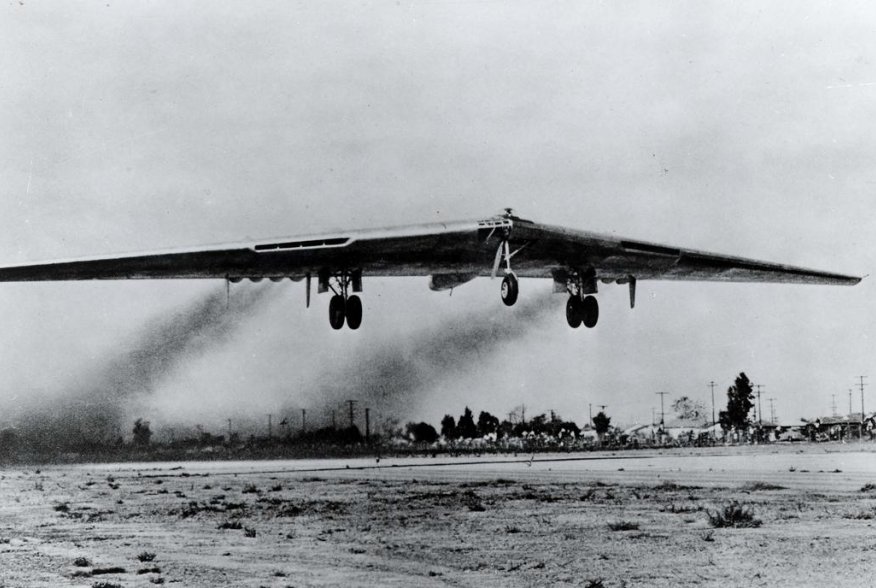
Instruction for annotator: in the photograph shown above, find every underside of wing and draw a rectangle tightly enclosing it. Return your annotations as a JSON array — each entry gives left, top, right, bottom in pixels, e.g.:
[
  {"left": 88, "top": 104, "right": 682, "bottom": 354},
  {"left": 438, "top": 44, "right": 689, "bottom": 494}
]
[
  {"left": 0, "top": 215, "right": 860, "bottom": 287},
  {"left": 508, "top": 221, "right": 861, "bottom": 286},
  {"left": 0, "top": 213, "right": 859, "bottom": 332},
  {"left": 0, "top": 219, "right": 506, "bottom": 282}
]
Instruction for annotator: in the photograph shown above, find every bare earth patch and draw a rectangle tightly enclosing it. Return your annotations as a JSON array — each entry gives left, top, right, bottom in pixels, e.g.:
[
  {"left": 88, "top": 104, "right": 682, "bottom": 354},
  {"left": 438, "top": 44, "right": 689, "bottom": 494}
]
[{"left": 2, "top": 447, "right": 876, "bottom": 586}]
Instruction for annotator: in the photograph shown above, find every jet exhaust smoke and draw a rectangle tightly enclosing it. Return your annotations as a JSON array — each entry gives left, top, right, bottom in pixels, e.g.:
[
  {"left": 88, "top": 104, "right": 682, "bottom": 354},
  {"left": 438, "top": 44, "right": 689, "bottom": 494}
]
[
  {"left": 11, "top": 283, "right": 275, "bottom": 452},
  {"left": 302, "top": 291, "right": 558, "bottom": 426}
]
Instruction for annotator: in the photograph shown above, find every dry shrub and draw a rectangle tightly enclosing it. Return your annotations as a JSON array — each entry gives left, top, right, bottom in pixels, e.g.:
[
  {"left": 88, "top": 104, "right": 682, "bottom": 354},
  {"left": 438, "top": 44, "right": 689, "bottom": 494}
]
[
  {"left": 217, "top": 520, "right": 242, "bottom": 530},
  {"left": 137, "top": 566, "right": 161, "bottom": 574},
  {"left": 708, "top": 502, "right": 761, "bottom": 528},
  {"left": 607, "top": 520, "right": 639, "bottom": 531},
  {"left": 742, "top": 481, "right": 786, "bottom": 491},
  {"left": 91, "top": 567, "right": 126, "bottom": 575}
]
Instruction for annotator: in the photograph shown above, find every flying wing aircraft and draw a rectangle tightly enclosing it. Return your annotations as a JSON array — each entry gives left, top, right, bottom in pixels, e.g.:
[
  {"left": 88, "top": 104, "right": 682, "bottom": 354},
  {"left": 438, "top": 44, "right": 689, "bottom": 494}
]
[{"left": 0, "top": 209, "right": 860, "bottom": 330}]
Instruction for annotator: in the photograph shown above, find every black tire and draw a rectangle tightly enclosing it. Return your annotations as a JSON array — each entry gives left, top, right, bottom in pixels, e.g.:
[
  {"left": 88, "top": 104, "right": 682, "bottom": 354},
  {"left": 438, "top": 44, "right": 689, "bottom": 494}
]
[
  {"left": 329, "top": 295, "right": 346, "bottom": 330},
  {"left": 346, "top": 295, "right": 363, "bottom": 330},
  {"left": 501, "top": 274, "right": 519, "bottom": 306},
  {"left": 566, "top": 296, "right": 582, "bottom": 328},
  {"left": 582, "top": 295, "right": 599, "bottom": 328}
]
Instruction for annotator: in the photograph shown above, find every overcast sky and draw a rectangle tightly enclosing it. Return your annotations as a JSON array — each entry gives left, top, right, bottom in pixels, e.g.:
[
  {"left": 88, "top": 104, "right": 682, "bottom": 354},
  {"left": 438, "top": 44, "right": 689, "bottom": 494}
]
[{"left": 0, "top": 1, "right": 873, "bottom": 436}]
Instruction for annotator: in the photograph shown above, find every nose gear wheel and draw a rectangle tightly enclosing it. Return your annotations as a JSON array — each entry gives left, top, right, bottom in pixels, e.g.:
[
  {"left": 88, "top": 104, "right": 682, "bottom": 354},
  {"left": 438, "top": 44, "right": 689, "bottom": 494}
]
[{"left": 501, "top": 274, "right": 519, "bottom": 306}]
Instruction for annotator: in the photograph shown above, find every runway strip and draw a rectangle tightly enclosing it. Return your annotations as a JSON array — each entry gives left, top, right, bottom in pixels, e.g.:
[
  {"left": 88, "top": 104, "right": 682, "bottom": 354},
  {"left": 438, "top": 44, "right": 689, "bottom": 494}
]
[{"left": 84, "top": 448, "right": 876, "bottom": 493}]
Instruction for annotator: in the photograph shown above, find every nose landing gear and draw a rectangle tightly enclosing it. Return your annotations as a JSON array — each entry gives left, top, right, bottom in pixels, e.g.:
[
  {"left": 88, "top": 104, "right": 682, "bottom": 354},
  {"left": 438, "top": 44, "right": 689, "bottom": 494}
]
[
  {"left": 492, "top": 235, "right": 529, "bottom": 307},
  {"left": 501, "top": 274, "right": 519, "bottom": 306}
]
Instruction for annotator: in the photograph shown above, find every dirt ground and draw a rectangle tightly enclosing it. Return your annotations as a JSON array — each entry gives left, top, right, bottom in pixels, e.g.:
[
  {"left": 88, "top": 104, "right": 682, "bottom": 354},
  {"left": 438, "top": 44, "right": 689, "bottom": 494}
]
[{"left": 2, "top": 446, "right": 876, "bottom": 587}]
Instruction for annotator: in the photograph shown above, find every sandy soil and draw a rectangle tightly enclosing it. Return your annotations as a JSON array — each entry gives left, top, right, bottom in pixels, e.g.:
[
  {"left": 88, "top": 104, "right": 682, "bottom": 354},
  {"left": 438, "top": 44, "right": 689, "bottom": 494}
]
[{"left": 2, "top": 446, "right": 876, "bottom": 587}]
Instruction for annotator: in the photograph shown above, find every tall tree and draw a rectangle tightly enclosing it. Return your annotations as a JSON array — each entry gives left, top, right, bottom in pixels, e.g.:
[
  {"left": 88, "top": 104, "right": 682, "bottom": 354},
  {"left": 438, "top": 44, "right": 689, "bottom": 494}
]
[
  {"left": 457, "top": 407, "right": 478, "bottom": 439},
  {"left": 592, "top": 411, "right": 611, "bottom": 439},
  {"left": 477, "top": 411, "right": 500, "bottom": 437},
  {"left": 718, "top": 373, "right": 755, "bottom": 431},
  {"left": 440, "top": 415, "right": 458, "bottom": 440},
  {"left": 132, "top": 418, "right": 152, "bottom": 446},
  {"left": 406, "top": 422, "right": 439, "bottom": 444}
]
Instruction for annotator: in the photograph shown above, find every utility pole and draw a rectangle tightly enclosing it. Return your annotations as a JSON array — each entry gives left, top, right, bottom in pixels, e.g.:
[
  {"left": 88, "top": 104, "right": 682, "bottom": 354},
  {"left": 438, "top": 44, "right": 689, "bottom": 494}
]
[
  {"left": 347, "top": 400, "right": 357, "bottom": 429},
  {"left": 267, "top": 413, "right": 272, "bottom": 439},
  {"left": 656, "top": 392, "right": 668, "bottom": 428},
  {"left": 848, "top": 388, "right": 855, "bottom": 440},
  {"left": 709, "top": 381, "right": 716, "bottom": 427},
  {"left": 755, "top": 384, "right": 764, "bottom": 425},
  {"left": 858, "top": 376, "right": 867, "bottom": 444},
  {"left": 365, "top": 408, "right": 371, "bottom": 443},
  {"left": 301, "top": 409, "right": 307, "bottom": 434},
  {"left": 768, "top": 397, "right": 776, "bottom": 424},
  {"left": 589, "top": 403, "right": 593, "bottom": 427}
]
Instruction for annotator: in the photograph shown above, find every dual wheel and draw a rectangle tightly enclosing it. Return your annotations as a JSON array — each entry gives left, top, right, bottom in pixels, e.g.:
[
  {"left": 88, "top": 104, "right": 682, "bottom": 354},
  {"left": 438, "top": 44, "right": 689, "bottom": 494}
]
[
  {"left": 566, "top": 295, "right": 599, "bottom": 328},
  {"left": 329, "top": 294, "right": 362, "bottom": 330}
]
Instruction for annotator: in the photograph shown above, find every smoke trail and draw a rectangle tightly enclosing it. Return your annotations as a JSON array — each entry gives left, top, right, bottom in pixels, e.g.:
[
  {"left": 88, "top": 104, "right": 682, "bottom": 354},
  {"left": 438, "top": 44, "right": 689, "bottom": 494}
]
[
  {"left": 302, "top": 291, "right": 559, "bottom": 423},
  {"left": 14, "top": 283, "right": 276, "bottom": 450}
]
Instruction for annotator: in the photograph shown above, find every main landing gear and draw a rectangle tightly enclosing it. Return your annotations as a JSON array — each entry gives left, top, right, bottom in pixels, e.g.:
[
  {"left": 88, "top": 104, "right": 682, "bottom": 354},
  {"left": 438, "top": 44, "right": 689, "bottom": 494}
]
[
  {"left": 328, "top": 293, "right": 362, "bottom": 330},
  {"left": 558, "top": 268, "right": 600, "bottom": 329},
  {"left": 566, "top": 295, "right": 599, "bottom": 328},
  {"left": 321, "top": 270, "right": 363, "bottom": 330}
]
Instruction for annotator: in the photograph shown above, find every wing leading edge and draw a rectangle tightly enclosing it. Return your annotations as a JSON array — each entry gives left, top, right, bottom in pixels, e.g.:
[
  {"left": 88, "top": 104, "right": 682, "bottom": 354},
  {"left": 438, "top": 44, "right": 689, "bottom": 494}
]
[
  {"left": 508, "top": 220, "right": 861, "bottom": 286},
  {"left": 0, "top": 213, "right": 859, "bottom": 330}
]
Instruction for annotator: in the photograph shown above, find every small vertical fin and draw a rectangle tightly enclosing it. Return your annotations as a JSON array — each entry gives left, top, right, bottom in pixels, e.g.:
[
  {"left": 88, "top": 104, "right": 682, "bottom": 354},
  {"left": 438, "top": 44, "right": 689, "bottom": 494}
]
[
  {"left": 305, "top": 273, "right": 311, "bottom": 309},
  {"left": 629, "top": 276, "right": 637, "bottom": 309}
]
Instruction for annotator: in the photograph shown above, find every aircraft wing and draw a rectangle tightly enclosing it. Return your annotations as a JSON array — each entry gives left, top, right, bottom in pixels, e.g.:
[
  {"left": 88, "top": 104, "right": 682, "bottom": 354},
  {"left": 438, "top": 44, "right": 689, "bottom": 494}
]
[
  {"left": 0, "top": 214, "right": 860, "bottom": 286},
  {"left": 509, "top": 219, "right": 861, "bottom": 286}
]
